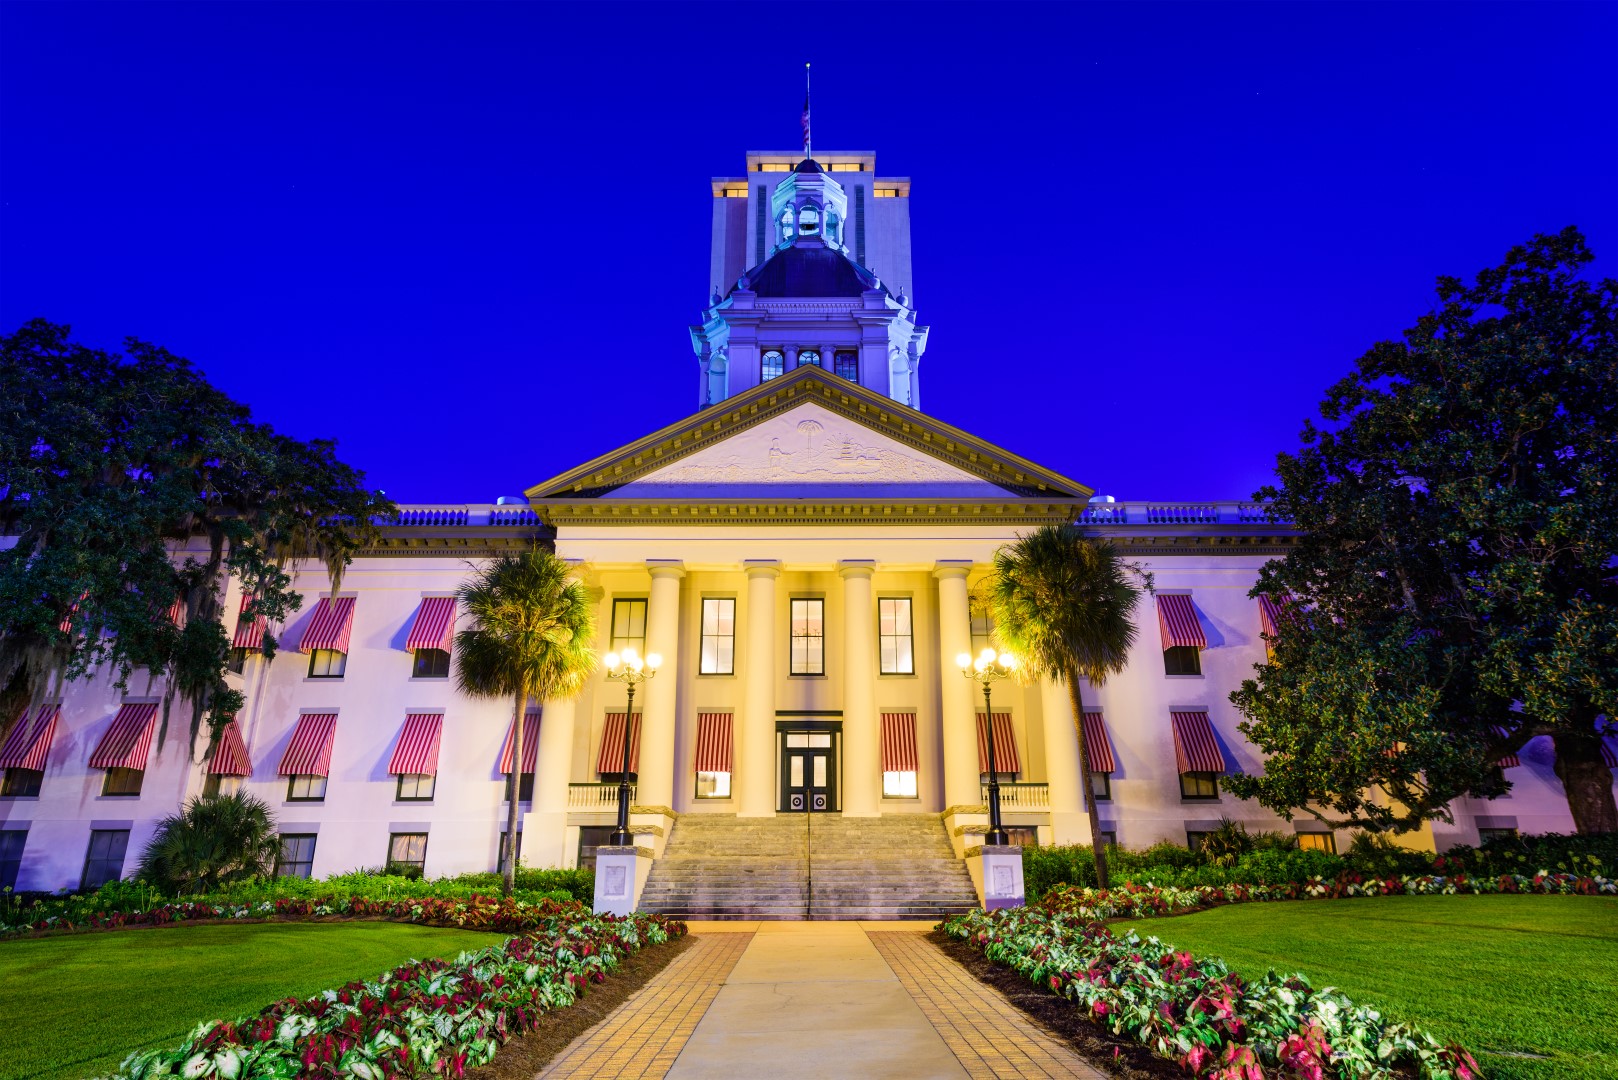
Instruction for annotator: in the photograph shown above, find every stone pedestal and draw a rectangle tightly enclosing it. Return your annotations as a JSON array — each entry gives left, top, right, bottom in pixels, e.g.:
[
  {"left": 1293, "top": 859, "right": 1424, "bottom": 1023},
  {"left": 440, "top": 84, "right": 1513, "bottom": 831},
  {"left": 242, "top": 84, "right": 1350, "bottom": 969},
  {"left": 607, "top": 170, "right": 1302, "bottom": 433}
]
[
  {"left": 968, "top": 844, "right": 1025, "bottom": 911},
  {"left": 592, "top": 845, "right": 654, "bottom": 916}
]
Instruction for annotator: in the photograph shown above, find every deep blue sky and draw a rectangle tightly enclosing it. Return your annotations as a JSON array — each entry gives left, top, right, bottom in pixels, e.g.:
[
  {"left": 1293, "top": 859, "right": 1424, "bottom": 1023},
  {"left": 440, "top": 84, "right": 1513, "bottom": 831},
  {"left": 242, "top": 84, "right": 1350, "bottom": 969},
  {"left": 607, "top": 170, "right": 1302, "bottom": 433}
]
[{"left": 4, "top": 3, "right": 1614, "bottom": 505}]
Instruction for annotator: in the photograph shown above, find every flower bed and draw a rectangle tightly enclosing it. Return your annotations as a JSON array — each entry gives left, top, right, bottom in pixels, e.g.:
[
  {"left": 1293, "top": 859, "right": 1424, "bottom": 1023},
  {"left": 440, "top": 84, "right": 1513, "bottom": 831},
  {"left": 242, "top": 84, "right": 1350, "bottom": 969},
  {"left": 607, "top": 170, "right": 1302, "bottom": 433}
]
[
  {"left": 4, "top": 893, "right": 612, "bottom": 940},
  {"left": 943, "top": 905, "right": 1479, "bottom": 1080},
  {"left": 105, "top": 907, "right": 683, "bottom": 1079}
]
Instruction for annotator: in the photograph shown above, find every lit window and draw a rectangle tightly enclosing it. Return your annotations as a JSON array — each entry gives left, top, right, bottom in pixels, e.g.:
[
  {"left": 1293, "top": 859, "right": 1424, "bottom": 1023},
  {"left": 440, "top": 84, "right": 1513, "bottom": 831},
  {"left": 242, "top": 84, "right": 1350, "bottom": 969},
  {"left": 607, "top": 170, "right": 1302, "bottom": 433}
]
[
  {"left": 797, "top": 205, "right": 820, "bottom": 235},
  {"left": 874, "top": 188, "right": 899, "bottom": 198},
  {"left": 834, "top": 351, "right": 858, "bottom": 380},
  {"left": 0, "top": 830, "right": 24, "bottom": 890},
  {"left": 882, "top": 771, "right": 917, "bottom": 798},
  {"left": 1297, "top": 832, "right": 1336, "bottom": 854},
  {"left": 696, "top": 771, "right": 732, "bottom": 799},
  {"left": 277, "top": 833, "right": 316, "bottom": 878},
  {"left": 827, "top": 162, "right": 865, "bottom": 172},
  {"left": 308, "top": 649, "right": 347, "bottom": 678},
  {"left": 970, "top": 610, "right": 995, "bottom": 656},
  {"left": 387, "top": 832, "right": 428, "bottom": 876},
  {"left": 797, "top": 349, "right": 821, "bottom": 368},
  {"left": 1090, "top": 772, "right": 1112, "bottom": 801},
  {"left": 1179, "top": 772, "right": 1219, "bottom": 800},
  {"left": 2, "top": 769, "right": 42, "bottom": 798},
  {"left": 287, "top": 774, "right": 327, "bottom": 801},
  {"left": 396, "top": 773, "right": 435, "bottom": 801},
  {"left": 610, "top": 598, "right": 647, "bottom": 655},
  {"left": 202, "top": 775, "right": 242, "bottom": 798},
  {"left": 102, "top": 768, "right": 143, "bottom": 797},
  {"left": 1164, "top": 646, "right": 1202, "bottom": 676},
  {"left": 762, "top": 350, "right": 785, "bottom": 381},
  {"left": 81, "top": 829, "right": 129, "bottom": 890},
  {"left": 757, "top": 162, "right": 791, "bottom": 172},
  {"left": 723, "top": 187, "right": 748, "bottom": 197},
  {"left": 790, "top": 598, "right": 825, "bottom": 675},
  {"left": 412, "top": 648, "right": 450, "bottom": 678},
  {"left": 700, "top": 598, "right": 736, "bottom": 674},
  {"left": 878, "top": 598, "right": 914, "bottom": 675}
]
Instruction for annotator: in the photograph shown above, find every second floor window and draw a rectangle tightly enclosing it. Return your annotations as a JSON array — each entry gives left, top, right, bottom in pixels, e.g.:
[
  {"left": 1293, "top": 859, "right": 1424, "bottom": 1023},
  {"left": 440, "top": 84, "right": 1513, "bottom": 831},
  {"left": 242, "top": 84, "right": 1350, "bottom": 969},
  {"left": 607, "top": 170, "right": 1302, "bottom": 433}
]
[
  {"left": 700, "top": 598, "right": 736, "bottom": 674},
  {"left": 203, "top": 775, "right": 242, "bottom": 799},
  {"left": 287, "top": 774, "right": 328, "bottom": 801},
  {"left": 1090, "top": 772, "right": 1112, "bottom": 801},
  {"left": 308, "top": 649, "right": 347, "bottom": 678},
  {"left": 762, "top": 350, "right": 785, "bottom": 381},
  {"left": 878, "top": 598, "right": 914, "bottom": 674},
  {"left": 610, "top": 599, "right": 647, "bottom": 655},
  {"left": 2, "top": 769, "right": 42, "bottom": 798},
  {"left": 1164, "top": 645, "right": 1202, "bottom": 676},
  {"left": 790, "top": 598, "right": 824, "bottom": 675},
  {"left": 101, "top": 768, "right": 143, "bottom": 797},
  {"left": 1179, "top": 771, "right": 1219, "bottom": 800},
  {"left": 396, "top": 773, "right": 435, "bottom": 801},
  {"left": 412, "top": 648, "right": 450, "bottom": 678}
]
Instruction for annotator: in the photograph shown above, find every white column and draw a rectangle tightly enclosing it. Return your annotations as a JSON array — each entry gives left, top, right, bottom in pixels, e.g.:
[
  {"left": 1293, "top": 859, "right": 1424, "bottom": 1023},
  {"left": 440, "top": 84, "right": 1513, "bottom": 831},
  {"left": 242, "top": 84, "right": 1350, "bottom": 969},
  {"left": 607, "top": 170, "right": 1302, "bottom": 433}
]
[
  {"left": 840, "top": 561, "right": 880, "bottom": 817},
  {"left": 738, "top": 561, "right": 780, "bottom": 817},
  {"left": 1040, "top": 676, "right": 1090, "bottom": 845},
  {"left": 934, "top": 561, "right": 979, "bottom": 809},
  {"left": 638, "top": 561, "right": 684, "bottom": 812},
  {"left": 525, "top": 695, "right": 576, "bottom": 869}
]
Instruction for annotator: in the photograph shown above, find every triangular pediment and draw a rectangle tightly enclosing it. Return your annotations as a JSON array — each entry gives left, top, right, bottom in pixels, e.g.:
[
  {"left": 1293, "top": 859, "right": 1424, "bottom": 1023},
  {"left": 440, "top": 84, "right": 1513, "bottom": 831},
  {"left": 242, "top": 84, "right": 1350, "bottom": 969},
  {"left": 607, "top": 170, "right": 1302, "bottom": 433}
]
[{"left": 525, "top": 366, "right": 1092, "bottom": 526}]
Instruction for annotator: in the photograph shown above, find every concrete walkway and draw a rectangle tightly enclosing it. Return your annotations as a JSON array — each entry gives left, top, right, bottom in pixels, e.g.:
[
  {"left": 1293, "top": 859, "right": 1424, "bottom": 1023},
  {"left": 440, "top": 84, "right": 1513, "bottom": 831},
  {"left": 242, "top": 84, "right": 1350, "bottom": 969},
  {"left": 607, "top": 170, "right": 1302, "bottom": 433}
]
[{"left": 540, "top": 922, "right": 1105, "bottom": 1080}]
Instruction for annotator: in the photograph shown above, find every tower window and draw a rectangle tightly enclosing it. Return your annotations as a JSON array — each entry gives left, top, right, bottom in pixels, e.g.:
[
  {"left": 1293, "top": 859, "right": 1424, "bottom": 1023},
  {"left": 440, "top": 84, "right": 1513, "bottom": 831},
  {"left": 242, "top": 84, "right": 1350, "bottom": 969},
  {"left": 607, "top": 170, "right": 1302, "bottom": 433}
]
[
  {"left": 797, "top": 205, "right": 820, "bottom": 235},
  {"left": 874, "top": 188, "right": 900, "bottom": 198},
  {"left": 778, "top": 208, "right": 794, "bottom": 243},
  {"left": 834, "top": 352, "right": 858, "bottom": 381},
  {"left": 762, "top": 350, "right": 785, "bottom": 381}
]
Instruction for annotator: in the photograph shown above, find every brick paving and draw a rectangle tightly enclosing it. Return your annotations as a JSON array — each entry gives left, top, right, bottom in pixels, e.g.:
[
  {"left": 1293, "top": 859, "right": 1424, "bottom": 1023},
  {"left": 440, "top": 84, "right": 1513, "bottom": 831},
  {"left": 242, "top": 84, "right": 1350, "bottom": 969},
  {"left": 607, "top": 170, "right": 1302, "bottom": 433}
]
[
  {"left": 868, "top": 932, "right": 1106, "bottom": 1080},
  {"left": 538, "top": 931, "right": 754, "bottom": 1079}
]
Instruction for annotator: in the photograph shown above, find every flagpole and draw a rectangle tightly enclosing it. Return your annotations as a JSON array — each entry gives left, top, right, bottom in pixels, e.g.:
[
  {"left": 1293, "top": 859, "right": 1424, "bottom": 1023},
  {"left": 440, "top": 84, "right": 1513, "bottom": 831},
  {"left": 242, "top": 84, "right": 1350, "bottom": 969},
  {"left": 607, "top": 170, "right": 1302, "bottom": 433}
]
[{"left": 805, "top": 62, "right": 811, "bottom": 160}]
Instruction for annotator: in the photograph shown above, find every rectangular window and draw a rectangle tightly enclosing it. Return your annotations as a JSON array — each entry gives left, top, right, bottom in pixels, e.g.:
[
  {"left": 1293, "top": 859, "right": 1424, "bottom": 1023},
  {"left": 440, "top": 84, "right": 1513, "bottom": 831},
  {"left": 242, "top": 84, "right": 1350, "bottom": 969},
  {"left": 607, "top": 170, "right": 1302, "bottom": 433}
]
[
  {"left": 287, "top": 774, "right": 328, "bottom": 801},
  {"left": 387, "top": 833, "right": 428, "bottom": 876},
  {"left": 882, "top": 771, "right": 918, "bottom": 798},
  {"left": 0, "top": 830, "right": 25, "bottom": 889},
  {"left": 695, "top": 771, "right": 732, "bottom": 799},
  {"left": 1179, "top": 772, "right": 1219, "bottom": 800},
  {"left": 577, "top": 825, "right": 615, "bottom": 871},
  {"left": 101, "top": 768, "right": 144, "bottom": 797},
  {"left": 827, "top": 162, "right": 866, "bottom": 172},
  {"left": 970, "top": 611, "right": 994, "bottom": 656},
  {"left": 878, "top": 598, "right": 915, "bottom": 674},
  {"left": 507, "top": 772, "right": 535, "bottom": 803},
  {"left": 1478, "top": 827, "right": 1519, "bottom": 843},
  {"left": 874, "top": 187, "right": 899, "bottom": 197},
  {"left": 202, "top": 775, "right": 242, "bottom": 799},
  {"left": 1098, "top": 830, "right": 1118, "bottom": 848},
  {"left": 700, "top": 598, "right": 736, "bottom": 675},
  {"left": 396, "top": 773, "right": 436, "bottom": 801},
  {"left": 498, "top": 830, "right": 522, "bottom": 873},
  {"left": 610, "top": 599, "right": 647, "bottom": 655},
  {"left": 834, "top": 351, "right": 858, "bottom": 381},
  {"left": 1004, "top": 825, "right": 1039, "bottom": 847},
  {"left": 276, "top": 833, "right": 317, "bottom": 878},
  {"left": 412, "top": 648, "right": 450, "bottom": 678},
  {"left": 1297, "top": 832, "right": 1336, "bottom": 854},
  {"left": 756, "top": 162, "right": 791, "bottom": 172},
  {"left": 82, "top": 829, "right": 129, "bottom": 890},
  {"left": 1164, "top": 646, "right": 1202, "bottom": 676},
  {"left": 1090, "top": 772, "right": 1112, "bottom": 801},
  {"left": 308, "top": 648, "right": 347, "bottom": 678},
  {"left": 1185, "top": 830, "right": 1209, "bottom": 854},
  {"left": 226, "top": 649, "right": 248, "bottom": 675},
  {"left": 2, "top": 769, "right": 42, "bottom": 797},
  {"left": 790, "top": 598, "right": 825, "bottom": 675}
]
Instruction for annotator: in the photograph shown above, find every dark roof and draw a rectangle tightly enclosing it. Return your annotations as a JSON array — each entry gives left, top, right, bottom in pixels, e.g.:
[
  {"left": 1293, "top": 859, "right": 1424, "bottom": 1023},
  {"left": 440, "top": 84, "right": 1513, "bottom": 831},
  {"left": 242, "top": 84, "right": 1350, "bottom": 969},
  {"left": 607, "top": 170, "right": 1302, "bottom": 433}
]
[
  {"left": 737, "top": 244, "right": 879, "bottom": 298},
  {"left": 793, "top": 158, "right": 822, "bottom": 173}
]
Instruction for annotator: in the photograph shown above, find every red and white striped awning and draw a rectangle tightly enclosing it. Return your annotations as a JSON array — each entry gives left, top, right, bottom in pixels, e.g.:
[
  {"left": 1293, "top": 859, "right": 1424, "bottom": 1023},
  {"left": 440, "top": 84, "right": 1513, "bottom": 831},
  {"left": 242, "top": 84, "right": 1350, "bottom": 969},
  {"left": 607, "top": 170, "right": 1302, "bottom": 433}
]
[
  {"left": 232, "top": 594, "right": 266, "bottom": 651},
  {"left": 388, "top": 713, "right": 444, "bottom": 775},
  {"left": 975, "top": 711, "right": 1021, "bottom": 773},
  {"left": 89, "top": 703, "right": 159, "bottom": 771},
  {"left": 0, "top": 704, "right": 59, "bottom": 771},
  {"left": 1492, "top": 726, "right": 1521, "bottom": 769},
  {"left": 498, "top": 710, "right": 541, "bottom": 774},
  {"left": 1171, "top": 711, "right": 1226, "bottom": 774},
  {"left": 1082, "top": 711, "right": 1115, "bottom": 774},
  {"left": 278, "top": 713, "right": 337, "bottom": 777},
  {"left": 208, "top": 720, "right": 253, "bottom": 777},
  {"left": 1258, "top": 594, "right": 1284, "bottom": 640},
  {"left": 881, "top": 712, "right": 919, "bottom": 773},
  {"left": 405, "top": 597, "right": 456, "bottom": 653},
  {"left": 597, "top": 712, "right": 642, "bottom": 774},
  {"left": 299, "top": 597, "right": 356, "bottom": 654},
  {"left": 694, "top": 712, "right": 733, "bottom": 773},
  {"left": 1157, "top": 594, "right": 1206, "bottom": 650}
]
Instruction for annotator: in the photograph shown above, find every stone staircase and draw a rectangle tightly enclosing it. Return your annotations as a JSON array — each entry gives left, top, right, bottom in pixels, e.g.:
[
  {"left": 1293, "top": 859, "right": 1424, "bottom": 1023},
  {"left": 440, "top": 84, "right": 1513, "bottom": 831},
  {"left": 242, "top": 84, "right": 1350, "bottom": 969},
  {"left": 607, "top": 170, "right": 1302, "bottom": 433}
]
[{"left": 637, "top": 813, "right": 979, "bottom": 921}]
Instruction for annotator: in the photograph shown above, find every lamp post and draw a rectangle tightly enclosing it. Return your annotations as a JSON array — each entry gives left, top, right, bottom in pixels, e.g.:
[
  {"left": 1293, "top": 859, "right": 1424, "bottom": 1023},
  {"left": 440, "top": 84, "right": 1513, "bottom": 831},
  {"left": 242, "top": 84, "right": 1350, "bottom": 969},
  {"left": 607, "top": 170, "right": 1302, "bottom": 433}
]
[
  {"left": 603, "top": 646, "right": 660, "bottom": 847},
  {"left": 958, "top": 646, "right": 1017, "bottom": 847}
]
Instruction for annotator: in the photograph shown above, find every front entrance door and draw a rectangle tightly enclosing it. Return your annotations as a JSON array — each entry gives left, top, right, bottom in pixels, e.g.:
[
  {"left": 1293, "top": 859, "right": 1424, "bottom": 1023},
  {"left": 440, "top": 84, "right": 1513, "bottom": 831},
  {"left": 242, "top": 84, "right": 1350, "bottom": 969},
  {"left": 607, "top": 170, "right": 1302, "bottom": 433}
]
[{"left": 780, "top": 728, "right": 838, "bottom": 812}]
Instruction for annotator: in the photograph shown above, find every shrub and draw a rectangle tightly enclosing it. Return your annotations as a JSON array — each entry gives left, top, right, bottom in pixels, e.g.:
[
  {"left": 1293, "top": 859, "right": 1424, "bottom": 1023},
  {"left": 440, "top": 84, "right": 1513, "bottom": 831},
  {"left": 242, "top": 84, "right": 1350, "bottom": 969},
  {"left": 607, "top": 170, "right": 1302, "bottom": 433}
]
[
  {"left": 1344, "top": 830, "right": 1432, "bottom": 877},
  {"left": 1196, "top": 818, "right": 1254, "bottom": 867},
  {"left": 134, "top": 793, "right": 280, "bottom": 895},
  {"left": 1434, "top": 831, "right": 1618, "bottom": 879}
]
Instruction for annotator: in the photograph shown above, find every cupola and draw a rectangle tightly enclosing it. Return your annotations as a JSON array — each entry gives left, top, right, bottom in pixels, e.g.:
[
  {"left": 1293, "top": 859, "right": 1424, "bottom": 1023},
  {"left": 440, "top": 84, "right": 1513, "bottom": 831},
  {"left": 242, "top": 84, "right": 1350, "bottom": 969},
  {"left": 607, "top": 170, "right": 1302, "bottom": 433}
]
[{"left": 769, "top": 158, "right": 849, "bottom": 253}]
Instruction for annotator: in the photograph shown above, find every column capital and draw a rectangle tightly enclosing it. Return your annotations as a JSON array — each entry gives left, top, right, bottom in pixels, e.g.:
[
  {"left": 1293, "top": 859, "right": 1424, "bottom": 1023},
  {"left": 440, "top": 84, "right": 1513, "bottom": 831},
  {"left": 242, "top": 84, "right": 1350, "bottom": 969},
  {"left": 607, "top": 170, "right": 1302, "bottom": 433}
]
[
  {"left": 838, "top": 559, "right": 876, "bottom": 579},
  {"left": 933, "top": 560, "right": 974, "bottom": 581},
  {"left": 646, "top": 559, "right": 686, "bottom": 580},
  {"left": 743, "top": 559, "right": 781, "bottom": 579}
]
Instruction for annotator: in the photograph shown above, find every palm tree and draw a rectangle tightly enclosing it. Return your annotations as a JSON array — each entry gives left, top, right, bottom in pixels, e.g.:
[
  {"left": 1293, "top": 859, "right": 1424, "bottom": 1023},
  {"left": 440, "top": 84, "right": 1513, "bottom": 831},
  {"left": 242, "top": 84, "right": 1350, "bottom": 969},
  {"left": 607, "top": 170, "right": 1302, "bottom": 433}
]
[
  {"left": 456, "top": 548, "right": 596, "bottom": 896},
  {"left": 136, "top": 791, "right": 280, "bottom": 894},
  {"left": 990, "top": 524, "right": 1149, "bottom": 887}
]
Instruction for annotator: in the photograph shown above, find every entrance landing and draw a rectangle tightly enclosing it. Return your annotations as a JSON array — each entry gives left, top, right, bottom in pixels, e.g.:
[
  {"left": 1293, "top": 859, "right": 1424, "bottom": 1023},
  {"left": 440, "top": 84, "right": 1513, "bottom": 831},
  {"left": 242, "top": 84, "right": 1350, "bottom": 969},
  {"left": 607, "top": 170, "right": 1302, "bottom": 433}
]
[{"left": 539, "top": 923, "right": 1104, "bottom": 1080}]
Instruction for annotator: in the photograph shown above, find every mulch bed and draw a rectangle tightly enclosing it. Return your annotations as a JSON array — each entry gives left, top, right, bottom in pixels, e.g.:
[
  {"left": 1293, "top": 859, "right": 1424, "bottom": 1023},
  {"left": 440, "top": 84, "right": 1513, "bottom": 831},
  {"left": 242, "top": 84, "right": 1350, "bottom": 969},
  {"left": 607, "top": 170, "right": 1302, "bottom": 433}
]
[
  {"left": 469, "top": 932, "right": 695, "bottom": 1080},
  {"left": 928, "top": 928, "right": 1183, "bottom": 1080}
]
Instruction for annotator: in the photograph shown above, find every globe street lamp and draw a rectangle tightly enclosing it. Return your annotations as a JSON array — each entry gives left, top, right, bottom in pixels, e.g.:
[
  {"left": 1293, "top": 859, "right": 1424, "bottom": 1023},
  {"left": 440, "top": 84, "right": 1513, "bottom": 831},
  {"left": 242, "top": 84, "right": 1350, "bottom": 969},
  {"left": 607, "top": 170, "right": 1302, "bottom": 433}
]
[
  {"left": 602, "top": 646, "right": 660, "bottom": 847},
  {"left": 958, "top": 646, "right": 1017, "bottom": 847}
]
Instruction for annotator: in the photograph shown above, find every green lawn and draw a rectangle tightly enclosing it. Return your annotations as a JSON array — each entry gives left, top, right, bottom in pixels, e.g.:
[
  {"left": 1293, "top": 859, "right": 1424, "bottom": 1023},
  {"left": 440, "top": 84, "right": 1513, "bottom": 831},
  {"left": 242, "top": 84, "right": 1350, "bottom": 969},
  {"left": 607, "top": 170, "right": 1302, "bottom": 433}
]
[
  {"left": 1117, "top": 895, "right": 1618, "bottom": 1080},
  {"left": 0, "top": 922, "right": 509, "bottom": 1080}
]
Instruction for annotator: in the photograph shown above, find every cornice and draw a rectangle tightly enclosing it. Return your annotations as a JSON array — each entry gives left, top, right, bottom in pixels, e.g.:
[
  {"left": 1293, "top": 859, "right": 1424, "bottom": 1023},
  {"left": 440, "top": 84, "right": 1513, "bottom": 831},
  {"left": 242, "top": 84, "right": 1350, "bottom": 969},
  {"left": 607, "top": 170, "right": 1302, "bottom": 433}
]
[
  {"left": 532, "top": 498, "right": 1087, "bottom": 528},
  {"left": 355, "top": 526, "right": 550, "bottom": 558}
]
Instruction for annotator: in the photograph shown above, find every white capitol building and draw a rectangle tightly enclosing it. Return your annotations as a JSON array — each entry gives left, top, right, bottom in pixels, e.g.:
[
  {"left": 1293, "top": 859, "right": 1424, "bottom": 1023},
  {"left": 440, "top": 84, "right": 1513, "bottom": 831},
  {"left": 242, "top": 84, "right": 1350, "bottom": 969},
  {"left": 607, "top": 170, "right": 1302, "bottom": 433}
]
[{"left": 0, "top": 147, "right": 1586, "bottom": 910}]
